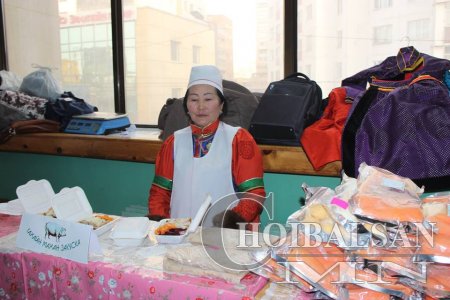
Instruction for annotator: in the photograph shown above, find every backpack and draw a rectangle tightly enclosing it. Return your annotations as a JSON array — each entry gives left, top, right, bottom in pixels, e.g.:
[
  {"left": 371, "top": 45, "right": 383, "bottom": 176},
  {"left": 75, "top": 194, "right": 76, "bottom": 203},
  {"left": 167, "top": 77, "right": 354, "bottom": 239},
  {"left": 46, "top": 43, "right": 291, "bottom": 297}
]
[
  {"left": 157, "top": 80, "right": 260, "bottom": 141},
  {"left": 249, "top": 72, "right": 323, "bottom": 146}
]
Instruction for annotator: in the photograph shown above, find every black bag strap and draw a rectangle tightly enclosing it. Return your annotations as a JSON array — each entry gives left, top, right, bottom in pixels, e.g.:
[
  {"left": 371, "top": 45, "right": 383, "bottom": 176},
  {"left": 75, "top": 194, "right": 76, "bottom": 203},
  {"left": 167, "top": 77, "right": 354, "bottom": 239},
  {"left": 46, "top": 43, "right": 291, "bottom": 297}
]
[{"left": 285, "top": 72, "right": 311, "bottom": 81}]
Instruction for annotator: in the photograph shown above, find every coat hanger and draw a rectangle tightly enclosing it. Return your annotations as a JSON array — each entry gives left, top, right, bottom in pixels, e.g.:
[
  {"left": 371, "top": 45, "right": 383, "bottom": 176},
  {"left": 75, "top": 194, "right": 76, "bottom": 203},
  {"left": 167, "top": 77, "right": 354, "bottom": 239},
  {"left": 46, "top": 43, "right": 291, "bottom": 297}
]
[{"left": 400, "top": 36, "right": 411, "bottom": 47}]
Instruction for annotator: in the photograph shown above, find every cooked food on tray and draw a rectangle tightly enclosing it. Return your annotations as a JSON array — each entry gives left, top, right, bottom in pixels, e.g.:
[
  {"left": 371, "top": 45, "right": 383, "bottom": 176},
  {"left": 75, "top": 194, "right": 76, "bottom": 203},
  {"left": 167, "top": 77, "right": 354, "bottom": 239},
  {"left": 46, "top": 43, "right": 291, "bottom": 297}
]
[
  {"left": 155, "top": 218, "right": 191, "bottom": 236},
  {"left": 79, "top": 214, "right": 115, "bottom": 229},
  {"left": 41, "top": 208, "right": 115, "bottom": 230}
]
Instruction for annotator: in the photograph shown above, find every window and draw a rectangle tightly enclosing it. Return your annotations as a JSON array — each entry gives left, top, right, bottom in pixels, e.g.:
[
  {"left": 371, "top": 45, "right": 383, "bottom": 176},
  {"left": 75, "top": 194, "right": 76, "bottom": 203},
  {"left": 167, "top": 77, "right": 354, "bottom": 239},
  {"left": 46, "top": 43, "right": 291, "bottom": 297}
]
[
  {"left": 373, "top": 25, "right": 392, "bottom": 45},
  {"left": 445, "top": 27, "right": 450, "bottom": 43},
  {"left": 336, "top": 62, "right": 342, "bottom": 79},
  {"left": 193, "top": 46, "right": 201, "bottom": 64},
  {"left": 337, "top": 30, "right": 342, "bottom": 49},
  {"left": 2, "top": 0, "right": 443, "bottom": 126},
  {"left": 306, "top": 5, "right": 312, "bottom": 20},
  {"left": 170, "top": 41, "right": 181, "bottom": 62},
  {"left": 445, "top": 46, "right": 450, "bottom": 60},
  {"left": 407, "top": 19, "right": 430, "bottom": 40},
  {"left": 374, "top": 0, "right": 393, "bottom": 10},
  {"left": 3, "top": 0, "right": 283, "bottom": 125}
]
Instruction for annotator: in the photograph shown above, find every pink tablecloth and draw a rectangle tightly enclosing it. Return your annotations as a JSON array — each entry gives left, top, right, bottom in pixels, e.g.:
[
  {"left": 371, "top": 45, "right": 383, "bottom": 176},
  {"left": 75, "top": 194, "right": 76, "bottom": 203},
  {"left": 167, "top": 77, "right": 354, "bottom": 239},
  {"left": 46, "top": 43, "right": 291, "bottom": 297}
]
[
  {"left": 0, "top": 214, "right": 267, "bottom": 299},
  {"left": 0, "top": 214, "right": 21, "bottom": 238},
  {"left": 0, "top": 251, "right": 266, "bottom": 299}
]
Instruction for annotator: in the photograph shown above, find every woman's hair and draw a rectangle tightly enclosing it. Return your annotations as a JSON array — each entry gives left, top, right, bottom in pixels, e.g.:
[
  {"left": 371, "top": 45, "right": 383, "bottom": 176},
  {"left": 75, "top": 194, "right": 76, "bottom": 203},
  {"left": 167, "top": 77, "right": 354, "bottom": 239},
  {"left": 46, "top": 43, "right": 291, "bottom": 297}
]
[{"left": 183, "top": 87, "right": 228, "bottom": 118}]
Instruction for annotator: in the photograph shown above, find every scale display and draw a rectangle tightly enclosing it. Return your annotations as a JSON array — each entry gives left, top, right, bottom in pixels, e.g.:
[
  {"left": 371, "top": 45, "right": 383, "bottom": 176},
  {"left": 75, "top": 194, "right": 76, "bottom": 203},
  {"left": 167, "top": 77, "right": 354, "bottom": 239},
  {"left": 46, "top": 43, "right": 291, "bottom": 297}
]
[{"left": 64, "top": 112, "right": 131, "bottom": 135}]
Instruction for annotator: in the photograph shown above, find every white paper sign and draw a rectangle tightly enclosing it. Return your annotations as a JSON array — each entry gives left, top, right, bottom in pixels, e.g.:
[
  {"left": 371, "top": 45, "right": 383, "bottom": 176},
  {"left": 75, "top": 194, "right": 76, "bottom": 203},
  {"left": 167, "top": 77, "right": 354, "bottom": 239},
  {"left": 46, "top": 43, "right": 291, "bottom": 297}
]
[{"left": 16, "top": 213, "right": 102, "bottom": 264}]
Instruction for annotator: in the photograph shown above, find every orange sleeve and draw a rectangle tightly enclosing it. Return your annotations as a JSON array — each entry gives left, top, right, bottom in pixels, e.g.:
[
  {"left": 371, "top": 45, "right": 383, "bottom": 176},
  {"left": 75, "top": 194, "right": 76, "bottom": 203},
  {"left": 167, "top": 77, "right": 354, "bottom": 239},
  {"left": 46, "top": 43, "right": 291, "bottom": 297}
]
[
  {"left": 148, "top": 135, "right": 175, "bottom": 218},
  {"left": 230, "top": 128, "right": 266, "bottom": 223}
]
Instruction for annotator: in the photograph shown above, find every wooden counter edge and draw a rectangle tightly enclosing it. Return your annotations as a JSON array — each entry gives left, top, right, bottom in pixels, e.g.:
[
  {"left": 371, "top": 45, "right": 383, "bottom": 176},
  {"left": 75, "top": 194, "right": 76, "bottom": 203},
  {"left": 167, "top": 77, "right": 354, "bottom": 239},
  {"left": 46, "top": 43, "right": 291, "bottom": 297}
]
[{"left": 0, "top": 133, "right": 341, "bottom": 177}]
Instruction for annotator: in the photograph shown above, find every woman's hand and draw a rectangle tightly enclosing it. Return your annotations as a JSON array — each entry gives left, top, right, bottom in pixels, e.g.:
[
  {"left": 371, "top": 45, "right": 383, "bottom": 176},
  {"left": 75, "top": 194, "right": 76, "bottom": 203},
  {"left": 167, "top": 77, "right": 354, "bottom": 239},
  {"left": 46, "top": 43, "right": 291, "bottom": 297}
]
[
  {"left": 147, "top": 214, "right": 165, "bottom": 221},
  {"left": 213, "top": 210, "right": 246, "bottom": 229}
]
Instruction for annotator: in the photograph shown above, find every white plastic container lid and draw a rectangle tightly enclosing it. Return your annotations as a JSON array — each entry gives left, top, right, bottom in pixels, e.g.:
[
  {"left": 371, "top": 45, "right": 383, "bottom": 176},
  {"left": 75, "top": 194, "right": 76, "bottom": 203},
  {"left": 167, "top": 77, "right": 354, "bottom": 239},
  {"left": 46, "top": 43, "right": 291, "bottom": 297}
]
[
  {"left": 16, "top": 179, "right": 55, "bottom": 214},
  {"left": 187, "top": 194, "right": 212, "bottom": 233},
  {"left": 52, "top": 186, "right": 93, "bottom": 222},
  {"left": 110, "top": 217, "right": 151, "bottom": 239}
]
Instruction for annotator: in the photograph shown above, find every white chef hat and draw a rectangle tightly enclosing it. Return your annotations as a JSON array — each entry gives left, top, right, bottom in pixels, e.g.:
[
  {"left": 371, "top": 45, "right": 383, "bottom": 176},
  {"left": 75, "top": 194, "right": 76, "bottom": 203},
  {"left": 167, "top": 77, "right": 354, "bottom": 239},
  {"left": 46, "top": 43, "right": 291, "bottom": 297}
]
[{"left": 187, "top": 65, "right": 223, "bottom": 95}]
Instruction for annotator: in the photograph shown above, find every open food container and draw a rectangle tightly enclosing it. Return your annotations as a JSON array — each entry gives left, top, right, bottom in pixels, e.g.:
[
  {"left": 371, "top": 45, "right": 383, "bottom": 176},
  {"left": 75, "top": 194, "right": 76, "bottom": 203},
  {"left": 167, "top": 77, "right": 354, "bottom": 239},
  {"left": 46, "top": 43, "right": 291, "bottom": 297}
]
[
  {"left": 109, "top": 217, "right": 151, "bottom": 247},
  {"left": 154, "top": 194, "right": 212, "bottom": 244},
  {"left": 51, "top": 186, "right": 119, "bottom": 235},
  {"left": 16, "top": 179, "right": 55, "bottom": 214}
]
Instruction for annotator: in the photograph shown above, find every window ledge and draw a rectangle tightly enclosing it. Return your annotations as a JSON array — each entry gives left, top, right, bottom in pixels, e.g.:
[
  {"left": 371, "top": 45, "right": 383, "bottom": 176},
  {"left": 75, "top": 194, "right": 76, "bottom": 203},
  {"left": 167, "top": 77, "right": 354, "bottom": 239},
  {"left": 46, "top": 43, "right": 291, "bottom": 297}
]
[{"left": 0, "top": 129, "right": 341, "bottom": 177}]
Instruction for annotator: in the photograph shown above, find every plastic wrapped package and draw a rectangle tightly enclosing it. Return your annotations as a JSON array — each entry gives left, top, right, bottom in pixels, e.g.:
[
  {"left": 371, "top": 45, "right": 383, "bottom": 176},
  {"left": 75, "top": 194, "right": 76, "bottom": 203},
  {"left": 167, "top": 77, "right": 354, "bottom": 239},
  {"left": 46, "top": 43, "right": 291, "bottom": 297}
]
[
  {"left": 415, "top": 231, "right": 450, "bottom": 264},
  {"left": 349, "top": 244, "right": 420, "bottom": 280},
  {"left": 422, "top": 192, "right": 450, "bottom": 218},
  {"left": 288, "top": 184, "right": 368, "bottom": 249},
  {"left": 163, "top": 257, "right": 246, "bottom": 284},
  {"left": 411, "top": 208, "right": 450, "bottom": 263},
  {"left": 251, "top": 257, "right": 314, "bottom": 293},
  {"left": 334, "top": 173, "right": 358, "bottom": 201},
  {"left": 273, "top": 232, "right": 347, "bottom": 299},
  {"left": 164, "top": 244, "right": 251, "bottom": 275},
  {"left": 350, "top": 164, "right": 424, "bottom": 225},
  {"left": 342, "top": 280, "right": 418, "bottom": 300},
  {"left": 342, "top": 286, "right": 391, "bottom": 300},
  {"left": 356, "top": 163, "right": 424, "bottom": 198},
  {"left": 343, "top": 266, "right": 419, "bottom": 300},
  {"left": 400, "top": 264, "right": 450, "bottom": 299}
]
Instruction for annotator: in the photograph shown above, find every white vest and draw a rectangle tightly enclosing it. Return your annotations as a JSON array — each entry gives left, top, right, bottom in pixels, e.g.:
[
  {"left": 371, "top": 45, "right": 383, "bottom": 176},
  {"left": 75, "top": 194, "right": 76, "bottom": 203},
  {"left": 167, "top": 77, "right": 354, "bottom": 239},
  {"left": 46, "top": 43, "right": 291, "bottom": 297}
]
[{"left": 171, "top": 122, "right": 239, "bottom": 221}]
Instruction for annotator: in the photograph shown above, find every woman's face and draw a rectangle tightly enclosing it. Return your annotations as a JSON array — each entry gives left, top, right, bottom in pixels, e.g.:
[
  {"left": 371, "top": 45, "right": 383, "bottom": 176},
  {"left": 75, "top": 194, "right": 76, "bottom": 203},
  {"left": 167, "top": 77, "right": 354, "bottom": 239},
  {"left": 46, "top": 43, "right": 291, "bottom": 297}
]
[{"left": 186, "top": 84, "right": 223, "bottom": 128}]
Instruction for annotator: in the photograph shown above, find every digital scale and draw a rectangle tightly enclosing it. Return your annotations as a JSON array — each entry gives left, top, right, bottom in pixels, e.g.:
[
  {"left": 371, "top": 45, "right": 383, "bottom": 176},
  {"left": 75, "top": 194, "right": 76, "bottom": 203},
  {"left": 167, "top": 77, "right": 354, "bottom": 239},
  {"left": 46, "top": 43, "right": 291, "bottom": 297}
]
[{"left": 64, "top": 112, "right": 131, "bottom": 135}]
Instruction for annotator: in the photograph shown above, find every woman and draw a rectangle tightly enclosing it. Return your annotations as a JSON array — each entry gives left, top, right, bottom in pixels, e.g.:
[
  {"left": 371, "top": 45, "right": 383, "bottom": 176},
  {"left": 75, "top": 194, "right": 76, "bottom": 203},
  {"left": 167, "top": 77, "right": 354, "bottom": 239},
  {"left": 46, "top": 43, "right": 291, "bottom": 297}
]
[{"left": 147, "top": 65, "right": 266, "bottom": 229}]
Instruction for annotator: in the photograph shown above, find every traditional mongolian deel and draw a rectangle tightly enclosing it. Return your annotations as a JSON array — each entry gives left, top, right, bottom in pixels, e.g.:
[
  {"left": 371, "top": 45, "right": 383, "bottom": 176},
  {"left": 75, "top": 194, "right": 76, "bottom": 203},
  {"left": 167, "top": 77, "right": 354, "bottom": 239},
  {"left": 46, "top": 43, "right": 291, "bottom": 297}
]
[{"left": 342, "top": 46, "right": 450, "bottom": 191}]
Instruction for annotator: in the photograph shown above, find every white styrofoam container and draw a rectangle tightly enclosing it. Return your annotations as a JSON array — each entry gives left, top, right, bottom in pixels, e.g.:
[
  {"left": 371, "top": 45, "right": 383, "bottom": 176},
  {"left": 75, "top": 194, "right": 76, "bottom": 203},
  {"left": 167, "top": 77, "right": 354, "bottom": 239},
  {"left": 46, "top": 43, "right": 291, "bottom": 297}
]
[
  {"left": 52, "top": 187, "right": 119, "bottom": 235},
  {"left": 89, "top": 214, "right": 120, "bottom": 236},
  {"left": 154, "top": 194, "right": 211, "bottom": 244},
  {"left": 52, "top": 187, "right": 93, "bottom": 222},
  {"left": 16, "top": 179, "right": 55, "bottom": 214},
  {"left": 110, "top": 217, "right": 151, "bottom": 246}
]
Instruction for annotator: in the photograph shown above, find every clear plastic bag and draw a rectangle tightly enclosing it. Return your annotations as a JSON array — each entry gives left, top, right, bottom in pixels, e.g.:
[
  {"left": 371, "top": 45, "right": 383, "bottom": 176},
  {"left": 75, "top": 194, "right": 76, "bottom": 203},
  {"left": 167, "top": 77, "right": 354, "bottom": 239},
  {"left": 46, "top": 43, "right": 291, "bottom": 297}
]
[
  {"left": 350, "top": 163, "right": 424, "bottom": 225},
  {"left": 0, "top": 70, "right": 22, "bottom": 91},
  {"left": 19, "top": 66, "right": 62, "bottom": 101}
]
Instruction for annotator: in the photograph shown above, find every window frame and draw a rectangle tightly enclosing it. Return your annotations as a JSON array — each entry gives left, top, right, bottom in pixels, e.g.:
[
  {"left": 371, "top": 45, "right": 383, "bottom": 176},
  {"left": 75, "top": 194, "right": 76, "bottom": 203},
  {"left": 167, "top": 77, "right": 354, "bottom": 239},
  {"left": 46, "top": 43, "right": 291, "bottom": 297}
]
[{"left": 0, "top": 0, "right": 297, "bottom": 125}]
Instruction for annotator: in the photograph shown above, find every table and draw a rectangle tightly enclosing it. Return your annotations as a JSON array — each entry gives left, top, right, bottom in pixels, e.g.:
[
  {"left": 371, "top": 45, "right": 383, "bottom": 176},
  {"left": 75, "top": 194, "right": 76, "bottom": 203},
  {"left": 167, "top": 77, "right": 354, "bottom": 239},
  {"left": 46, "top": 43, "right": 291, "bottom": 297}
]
[
  {"left": 0, "top": 214, "right": 266, "bottom": 299},
  {"left": 0, "top": 214, "right": 314, "bottom": 299}
]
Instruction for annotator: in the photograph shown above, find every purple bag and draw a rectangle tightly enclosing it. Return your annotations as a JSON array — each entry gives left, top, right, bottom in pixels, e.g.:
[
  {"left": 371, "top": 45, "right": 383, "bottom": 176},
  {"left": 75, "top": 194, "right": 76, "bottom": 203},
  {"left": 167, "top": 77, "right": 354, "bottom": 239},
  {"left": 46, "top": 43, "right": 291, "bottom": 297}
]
[{"left": 344, "top": 76, "right": 450, "bottom": 191}]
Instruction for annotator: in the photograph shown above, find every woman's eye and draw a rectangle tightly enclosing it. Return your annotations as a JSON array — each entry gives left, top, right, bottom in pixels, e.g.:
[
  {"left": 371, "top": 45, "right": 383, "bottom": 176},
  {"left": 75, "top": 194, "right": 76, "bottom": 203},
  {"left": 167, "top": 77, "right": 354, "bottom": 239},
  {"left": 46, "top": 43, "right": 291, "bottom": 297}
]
[{"left": 189, "top": 98, "right": 198, "bottom": 102}]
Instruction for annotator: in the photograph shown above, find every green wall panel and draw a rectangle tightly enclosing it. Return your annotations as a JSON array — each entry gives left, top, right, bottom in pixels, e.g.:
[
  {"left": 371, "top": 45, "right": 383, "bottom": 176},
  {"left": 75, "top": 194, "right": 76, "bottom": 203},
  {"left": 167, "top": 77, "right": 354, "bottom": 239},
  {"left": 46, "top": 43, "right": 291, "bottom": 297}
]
[
  {"left": 0, "top": 152, "right": 341, "bottom": 228},
  {"left": 0, "top": 152, "right": 153, "bottom": 216}
]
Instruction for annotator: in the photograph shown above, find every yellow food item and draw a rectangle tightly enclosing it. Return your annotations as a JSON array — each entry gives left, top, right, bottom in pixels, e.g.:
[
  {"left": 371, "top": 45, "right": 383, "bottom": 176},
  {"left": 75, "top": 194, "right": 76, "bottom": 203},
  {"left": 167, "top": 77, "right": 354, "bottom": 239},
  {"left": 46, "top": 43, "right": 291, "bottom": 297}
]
[
  {"left": 155, "top": 223, "right": 177, "bottom": 235},
  {"left": 308, "top": 204, "right": 330, "bottom": 221},
  {"left": 97, "top": 214, "right": 114, "bottom": 222}
]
